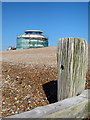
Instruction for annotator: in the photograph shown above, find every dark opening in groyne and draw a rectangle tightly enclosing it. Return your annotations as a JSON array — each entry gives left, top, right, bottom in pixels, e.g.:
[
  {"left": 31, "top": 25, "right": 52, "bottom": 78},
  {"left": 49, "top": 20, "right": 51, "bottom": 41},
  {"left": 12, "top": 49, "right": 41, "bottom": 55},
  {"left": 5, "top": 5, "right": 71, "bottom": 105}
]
[{"left": 43, "top": 80, "right": 57, "bottom": 104}]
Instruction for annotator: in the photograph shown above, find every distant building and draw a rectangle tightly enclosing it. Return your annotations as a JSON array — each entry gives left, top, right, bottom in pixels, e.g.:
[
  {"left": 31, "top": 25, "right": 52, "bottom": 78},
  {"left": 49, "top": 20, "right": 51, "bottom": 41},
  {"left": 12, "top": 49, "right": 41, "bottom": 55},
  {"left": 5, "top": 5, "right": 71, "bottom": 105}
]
[
  {"left": 16, "top": 30, "right": 48, "bottom": 49},
  {"left": 8, "top": 47, "right": 16, "bottom": 50}
]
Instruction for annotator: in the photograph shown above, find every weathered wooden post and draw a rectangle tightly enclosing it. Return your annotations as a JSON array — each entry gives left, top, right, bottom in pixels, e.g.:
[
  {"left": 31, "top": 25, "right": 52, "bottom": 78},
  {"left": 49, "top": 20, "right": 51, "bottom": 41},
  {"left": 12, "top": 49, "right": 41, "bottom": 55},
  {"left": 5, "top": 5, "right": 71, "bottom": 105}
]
[{"left": 57, "top": 38, "right": 88, "bottom": 101}]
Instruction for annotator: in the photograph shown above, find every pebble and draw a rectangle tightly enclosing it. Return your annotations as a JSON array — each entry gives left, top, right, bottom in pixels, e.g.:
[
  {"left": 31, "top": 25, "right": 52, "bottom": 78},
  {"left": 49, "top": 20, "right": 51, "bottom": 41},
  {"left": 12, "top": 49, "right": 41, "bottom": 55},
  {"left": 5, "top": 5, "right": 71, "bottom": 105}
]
[
  {"left": 4, "top": 81, "right": 8, "bottom": 83},
  {"left": 28, "top": 85, "right": 31, "bottom": 88},
  {"left": 16, "top": 76, "right": 20, "bottom": 79},
  {"left": 26, "top": 95, "right": 30, "bottom": 98},
  {"left": 2, "top": 102, "right": 5, "bottom": 105},
  {"left": 9, "top": 95, "right": 12, "bottom": 97},
  {"left": 16, "top": 100, "right": 19, "bottom": 103},
  {"left": 12, "top": 111, "right": 14, "bottom": 114},
  {"left": 28, "top": 100, "right": 31, "bottom": 103},
  {"left": 15, "top": 111, "right": 18, "bottom": 114},
  {"left": 17, "top": 108, "right": 20, "bottom": 110},
  {"left": 2, "top": 109, "right": 6, "bottom": 112},
  {"left": 19, "top": 81, "right": 22, "bottom": 84},
  {"left": 2, "top": 62, "right": 57, "bottom": 118},
  {"left": 10, "top": 106, "right": 13, "bottom": 109}
]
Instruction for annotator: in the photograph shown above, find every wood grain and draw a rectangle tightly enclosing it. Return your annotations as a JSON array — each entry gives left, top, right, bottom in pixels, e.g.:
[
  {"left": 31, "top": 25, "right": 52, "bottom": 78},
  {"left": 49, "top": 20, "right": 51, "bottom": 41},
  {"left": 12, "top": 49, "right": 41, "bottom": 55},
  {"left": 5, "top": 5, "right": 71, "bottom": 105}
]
[{"left": 57, "top": 38, "right": 88, "bottom": 101}]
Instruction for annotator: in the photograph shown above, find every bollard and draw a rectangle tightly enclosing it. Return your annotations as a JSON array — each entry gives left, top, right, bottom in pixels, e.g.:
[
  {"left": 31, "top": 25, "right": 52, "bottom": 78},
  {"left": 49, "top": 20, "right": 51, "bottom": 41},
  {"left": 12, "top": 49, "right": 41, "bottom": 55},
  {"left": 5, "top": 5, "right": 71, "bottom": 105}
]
[{"left": 57, "top": 38, "right": 88, "bottom": 101}]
